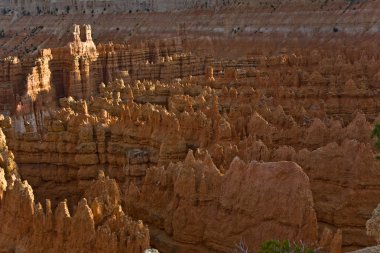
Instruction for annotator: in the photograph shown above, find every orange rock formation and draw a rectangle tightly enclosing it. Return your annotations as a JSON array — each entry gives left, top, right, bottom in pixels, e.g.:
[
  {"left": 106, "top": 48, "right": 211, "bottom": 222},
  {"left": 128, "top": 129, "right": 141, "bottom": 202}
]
[
  {"left": 0, "top": 126, "right": 151, "bottom": 253},
  {"left": 1, "top": 2, "right": 380, "bottom": 251}
]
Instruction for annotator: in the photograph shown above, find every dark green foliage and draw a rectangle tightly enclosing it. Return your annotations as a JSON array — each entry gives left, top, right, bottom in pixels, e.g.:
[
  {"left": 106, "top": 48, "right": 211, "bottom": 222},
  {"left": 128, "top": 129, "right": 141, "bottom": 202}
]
[
  {"left": 371, "top": 124, "right": 380, "bottom": 160},
  {"left": 257, "top": 240, "right": 317, "bottom": 253}
]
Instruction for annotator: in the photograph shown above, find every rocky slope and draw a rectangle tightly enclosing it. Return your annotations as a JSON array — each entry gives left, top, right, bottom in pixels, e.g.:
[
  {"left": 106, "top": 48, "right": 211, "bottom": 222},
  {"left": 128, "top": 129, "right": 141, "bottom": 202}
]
[
  {"left": 0, "top": 0, "right": 380, "bottom": 58},
  {"left": 6, "top": 0, "right": 269, "bottom": 14}
]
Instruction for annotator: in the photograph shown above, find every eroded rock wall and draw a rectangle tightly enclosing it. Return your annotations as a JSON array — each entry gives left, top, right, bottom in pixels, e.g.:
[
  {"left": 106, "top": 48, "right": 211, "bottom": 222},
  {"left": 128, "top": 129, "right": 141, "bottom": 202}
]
[
  {"left": 0, "top": 134, "right": 150, "bottom": 253},
  {"left": 125, "top": 153, "right": 318, "bottom": 252},
  {"left": 1, "top": 55, "right": 378, "bottom": 251}
]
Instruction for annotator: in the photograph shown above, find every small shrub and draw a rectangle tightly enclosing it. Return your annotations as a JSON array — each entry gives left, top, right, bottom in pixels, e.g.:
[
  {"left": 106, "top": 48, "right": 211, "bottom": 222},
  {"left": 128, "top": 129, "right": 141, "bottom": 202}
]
[{"left": 258, "top": 240, "right": 317, "bottom": 253}]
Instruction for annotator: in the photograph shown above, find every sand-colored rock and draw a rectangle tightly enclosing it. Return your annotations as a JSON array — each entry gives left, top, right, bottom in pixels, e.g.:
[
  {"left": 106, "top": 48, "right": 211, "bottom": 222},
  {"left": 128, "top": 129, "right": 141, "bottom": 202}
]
[
  {"left": 349, "top": 203, "right": 380, "bottom": 253},
  {"left": 366, "top": 204, "right": 380, "bottom": 244}
]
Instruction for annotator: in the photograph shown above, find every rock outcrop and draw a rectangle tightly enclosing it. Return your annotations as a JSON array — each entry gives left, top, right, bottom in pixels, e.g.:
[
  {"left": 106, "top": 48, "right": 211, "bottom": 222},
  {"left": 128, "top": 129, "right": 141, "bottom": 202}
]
[
  {"left": 125, "top": 152, "right": 318, "bottom": 252},
  {"left": 366, "top": 204, "right": 380, "bottom": 245}
]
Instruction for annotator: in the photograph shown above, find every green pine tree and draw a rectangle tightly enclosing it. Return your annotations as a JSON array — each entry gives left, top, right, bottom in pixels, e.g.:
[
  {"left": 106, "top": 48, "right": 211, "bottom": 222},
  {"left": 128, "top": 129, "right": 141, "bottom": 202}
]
[{"left": 371, "top": 124, "right": 380, "bottom": 160}]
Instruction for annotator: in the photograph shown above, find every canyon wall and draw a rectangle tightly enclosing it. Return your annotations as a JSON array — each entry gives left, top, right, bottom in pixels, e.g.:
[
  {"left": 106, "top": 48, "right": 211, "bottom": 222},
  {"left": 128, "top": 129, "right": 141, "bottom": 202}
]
[
  {"left": 1, "top": 1, "right": 380, "bottom": 251},
  {"left": 0, "top": 27, "right": 375, "bottom": 251}
]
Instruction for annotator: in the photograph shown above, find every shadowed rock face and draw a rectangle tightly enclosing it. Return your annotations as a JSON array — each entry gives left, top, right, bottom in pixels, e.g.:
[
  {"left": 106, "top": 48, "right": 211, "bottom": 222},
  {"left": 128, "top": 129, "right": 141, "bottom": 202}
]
[
  {"left": 349, "top": 204, "right": 380, "bottom": 253},
  {"left": 0, "top": 126, "right": 151, "bottom": 253},
  {"left": 1, "top": 2, "right": 380, "bottom": 252},
  {"left": 0, "top": 167, "right": 151, "bottom": 253},
  {"left": 6, "top": 0, "right": 267, "bottom": 14},
  {"left": 125, "top": 153, "right": 318, "bottom": 252}
]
